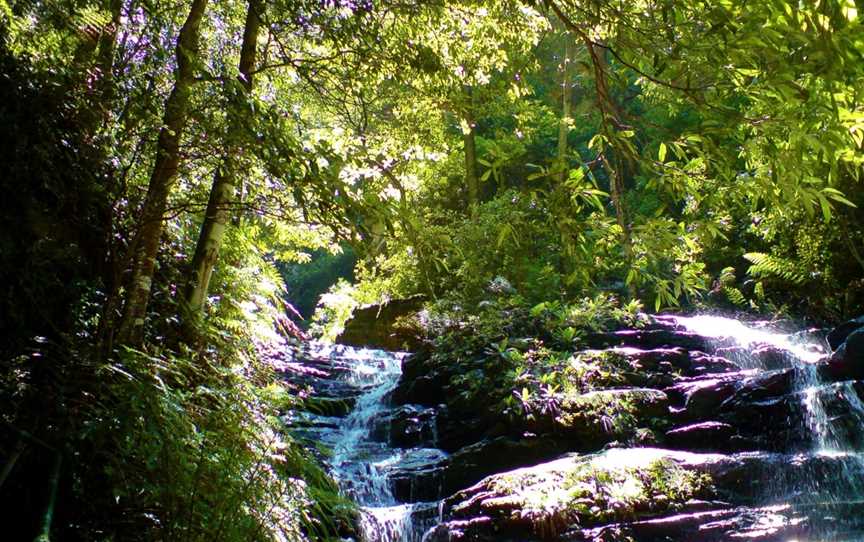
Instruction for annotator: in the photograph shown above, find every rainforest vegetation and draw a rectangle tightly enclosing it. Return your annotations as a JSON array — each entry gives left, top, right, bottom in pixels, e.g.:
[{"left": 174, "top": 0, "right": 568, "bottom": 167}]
[{"left": 1, "top": 0, "right": 863, "bottom": 540}]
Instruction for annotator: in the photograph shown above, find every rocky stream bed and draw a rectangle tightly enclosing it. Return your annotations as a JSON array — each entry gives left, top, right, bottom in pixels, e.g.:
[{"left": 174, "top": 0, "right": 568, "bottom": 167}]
[{"left": 284, "top": 314, "right": 864, "bottom": 541}]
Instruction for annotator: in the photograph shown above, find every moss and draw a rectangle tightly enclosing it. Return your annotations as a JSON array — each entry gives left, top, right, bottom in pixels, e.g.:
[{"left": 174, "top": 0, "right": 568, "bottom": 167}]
[{"left": 485, "top": 454, "right": 713, "bottom": 538}]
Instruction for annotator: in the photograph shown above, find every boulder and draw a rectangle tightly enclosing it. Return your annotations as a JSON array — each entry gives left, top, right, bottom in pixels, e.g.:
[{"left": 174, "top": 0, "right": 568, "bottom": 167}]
[
  {"left": 387, "top": 404, "right": 439, "bottom": 448},
  {"left": 827, "top": 315, "right": 864, "bottom": 351},
  {"left": 442, "top": 436, "right": 571, "bottom": 496},
  {"left": 822, "top": 328, "right": 864, "bottom": 380},
  {"left": 337, "top": 295, "right": 426, "bottom": 351}
]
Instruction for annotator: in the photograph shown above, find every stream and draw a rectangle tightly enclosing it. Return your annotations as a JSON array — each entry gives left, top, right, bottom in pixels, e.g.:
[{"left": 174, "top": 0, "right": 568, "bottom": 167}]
[
  {"left": 289, "top": 315, "right": 864, "bottom": 541},
  {"left": 287, "top": 344, "right": 440, "bottom": 542},
  {"left": 669, "top": 315, "right": 864, "bottom": 535}
]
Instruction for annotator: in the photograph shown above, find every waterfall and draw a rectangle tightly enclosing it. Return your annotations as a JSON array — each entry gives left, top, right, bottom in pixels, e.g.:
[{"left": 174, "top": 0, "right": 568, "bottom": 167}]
[
  {"left": 300, "top": 343, "right": 438, "bottom": 542},
  {"left": 671, "top": 315, "right": 864, "bottom": 516},
  {"left": 295, "top": 315, "right": 864, "bottom": 541}
]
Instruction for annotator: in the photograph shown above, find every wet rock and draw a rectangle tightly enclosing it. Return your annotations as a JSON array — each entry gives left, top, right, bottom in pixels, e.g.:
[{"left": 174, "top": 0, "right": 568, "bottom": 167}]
[
  {"left": 827, "top": 315, "right": 864, "bottom": 351},
  {"left": 717, "top": 395, "right": 802, "bottom": 451},
  {"left": 566, "top": 505, "right": 806, "bottom": 542},
  {"left": 388, "top": 448, "right": 449, "bottom": 502},
  {"left": 442, "top": 436, "right": 571, "bottom": 496},
  {"left": 834, "top": 328, "right": 864, "bottom": 363},
  {"left": 822, "top": 329, "right": 864, "bottom": 380},
  {"left": 688, "top": 352, "right": 740, "bottom": 374},
  {"left": 724, "top": 369, "right": 795, "bottom": 405},
  {"left": 711, "top": 345, "right": 795, "bottom": 370},
  {"left": 586, "top": 329, "right": 709, "bottom": 351},
  {"left": 387, "top": 404, "right": 439, "bottom": 448},
  {"left": 664, "top": 422, "right": 736, "bottom": 452},
  {"left": 666, "top": 374, "right": 741, "bottom": 417},
  {"left": 337, "top": 295, "right": 426, "bottom": 351},
  {"left": 667, "top": 369, "right": 793, "bottom": 421}
]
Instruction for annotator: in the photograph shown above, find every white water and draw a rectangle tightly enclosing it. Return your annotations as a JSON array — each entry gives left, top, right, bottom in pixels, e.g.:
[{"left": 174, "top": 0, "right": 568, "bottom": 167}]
[
  {"left": 670, "top": 314, "right": 864, "bottom": 510},
  {"left": 306, "top": 344, "right": 429, "bottom": 542}
]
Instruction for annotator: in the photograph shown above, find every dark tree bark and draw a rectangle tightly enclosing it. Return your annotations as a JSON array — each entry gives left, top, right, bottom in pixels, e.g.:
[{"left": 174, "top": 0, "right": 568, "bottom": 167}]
[{"left": 117, "top": 0, "right": 209, "bottom": 346}]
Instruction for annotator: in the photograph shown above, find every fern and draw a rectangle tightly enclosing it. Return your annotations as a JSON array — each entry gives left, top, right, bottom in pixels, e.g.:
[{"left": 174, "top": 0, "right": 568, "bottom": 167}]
[
  {"left": 743, "top": 252, "right": 808, "bottom": 284},
  {"left": 723, "top": 286, "right": 747, "bottom": 306}
]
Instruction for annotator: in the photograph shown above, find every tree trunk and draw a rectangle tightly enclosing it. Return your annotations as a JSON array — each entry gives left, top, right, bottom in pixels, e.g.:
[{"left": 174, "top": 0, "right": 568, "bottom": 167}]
[
  {"left": 584, "top": 38, "right": 637, "bottom": 298},
  {"left": 463, "top": 108, "right": 479, "bottom": 210},
  {"left": 182, "top": 0, "right": 261, "bottom": 332},
  {"left": 556, "top": 35, "right": 573, "bottom": 183},
  {"left": 117, "top": 0, "right": 209, "bottom": 346}
]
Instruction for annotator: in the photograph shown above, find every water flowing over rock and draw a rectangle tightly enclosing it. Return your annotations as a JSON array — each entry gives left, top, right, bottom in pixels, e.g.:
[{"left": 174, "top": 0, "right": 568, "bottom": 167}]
[{"left": 287, "top": 314, "right": 864, "bottom": 541}]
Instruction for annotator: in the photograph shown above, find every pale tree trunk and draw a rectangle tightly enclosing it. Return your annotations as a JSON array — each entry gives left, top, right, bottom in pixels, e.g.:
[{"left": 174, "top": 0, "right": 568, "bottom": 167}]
[
  {"left": 463, "top": 112, "right": 479, "bottom": 208},
  {"left": 460, "top": 85, "right": 479, "bottom": 211},
  {"left": 556, "top": 35, "right": 574, "bottom": 183},
  {"left": 117, "top": 0, "right": 209, "bottom": 346},
  {"left": 181, "top": 0, "right": 262, "bottom": 332}
]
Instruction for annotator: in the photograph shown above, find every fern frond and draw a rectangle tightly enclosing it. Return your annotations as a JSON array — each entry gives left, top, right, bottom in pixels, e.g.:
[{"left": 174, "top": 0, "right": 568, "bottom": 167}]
[
  {"left": 722, "top": 286, "right": 747, "bottom": 306},
  {"left": 743, "top": 252, "right": 808, "bottom": 284}
]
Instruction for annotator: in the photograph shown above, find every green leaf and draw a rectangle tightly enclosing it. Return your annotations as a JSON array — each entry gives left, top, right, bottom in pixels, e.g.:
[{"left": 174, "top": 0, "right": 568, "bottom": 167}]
[{"left": 658, "top": 142, "right": 667, "bottom": 162}]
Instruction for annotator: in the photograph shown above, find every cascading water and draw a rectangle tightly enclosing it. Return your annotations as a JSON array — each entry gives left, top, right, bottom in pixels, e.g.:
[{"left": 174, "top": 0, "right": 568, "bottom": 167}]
[
  {"left": 293, "top": 315, "right": 864, "bottom": 541},
  {"left": 295, "top": 343, "right": 442, "bottom": 542},
  {"left": 669, "top": 314, "right": 864, "bottom": 537}
]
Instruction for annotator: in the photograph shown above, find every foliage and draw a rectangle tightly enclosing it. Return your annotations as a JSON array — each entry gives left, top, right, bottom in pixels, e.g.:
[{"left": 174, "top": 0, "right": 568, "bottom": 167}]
[
  {"left": 419, "top": 293, "right": 646, "bottom": 426},
  {"left": 487, "top": 454, "right": 713, "bottom": 538},
  {"left": 279, "top": 246, "right": 357, "bottom": 321},
  {"left": 3, "top": 0, "right": 864, "bottom": 539}
]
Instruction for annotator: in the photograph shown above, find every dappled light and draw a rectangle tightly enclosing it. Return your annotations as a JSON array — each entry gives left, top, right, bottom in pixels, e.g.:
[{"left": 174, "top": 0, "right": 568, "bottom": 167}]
[{"left": 1, "top": 0, "right": 862, "bottom": 541}]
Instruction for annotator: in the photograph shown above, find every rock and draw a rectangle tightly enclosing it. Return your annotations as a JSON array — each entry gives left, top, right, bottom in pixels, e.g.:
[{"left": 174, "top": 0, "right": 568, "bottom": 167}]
[
  {"left": 434, "top": 406, "right": 489, "bottom": 453},
  {"left": 434, "top": 448, "right": 721, "bottom": 541},
  {"left": 518, "top": 388, "right": 671, "bottom": 451},
  {"left": 433, "top": 448, "right": 864, "bottom": 542},
  {"left": 723, "top": 369, "right": 794, "bottom": 405},
  {"left": 688, "top": 352, "right": 740, "bottom": 374},
  {"left": 337, "top": 295, "right": 426, "bottom": 351},
  {"left": 664, "top": 422, "right": 736, "bottom": 452},
  {"left": 666, "top": 374, "right": 741, "bottom": 417},
  {"left": 387, "top": 404, "right": 439, "bottom": 448},
  {"left": 666, "top": 369, "right": 793, "bottom": 421},
  {"left": 388, "top": 448, "right": 449, "bottom": 502},
  {"left": 301, "top": 395, "right": 356, "bottom": 417},
  {"left": 834, "top": 328, "right": 864, "bottom": 363},
  {"left": 610, "top": 346, "right": 690, "bottom": 371},
  {"left": 393, "top": 352, "right": 450, "bottom": 407},
  {"left": 822, "top": 328, "right": 864, "bottom": 380},
  {"left": 442, "top": 436, "right": 571, "bottom": 496},
  {"left": 586, "top": 329, "right": 709, "bottom": 351},
  {"left": 566, "top": 505, "right": 807, "bottom": 542},
  {"left": 717, "top": 395, "right": 801, "bottom": 451},
  {"left": 827, "top": 315, "right": 864, "bottom": 351}
]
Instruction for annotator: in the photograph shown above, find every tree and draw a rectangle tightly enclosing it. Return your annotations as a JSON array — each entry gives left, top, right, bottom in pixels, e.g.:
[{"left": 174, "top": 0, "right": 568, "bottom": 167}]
[
  {"left": 182, "top": 0, "right": 262, "bottom": 334},
  {"left": 118, "top": 0, "right": 209, "bottom": 346}
]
